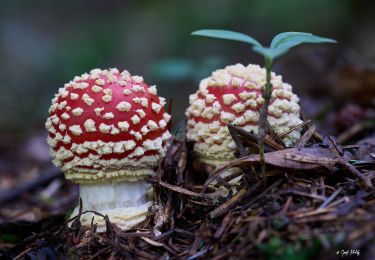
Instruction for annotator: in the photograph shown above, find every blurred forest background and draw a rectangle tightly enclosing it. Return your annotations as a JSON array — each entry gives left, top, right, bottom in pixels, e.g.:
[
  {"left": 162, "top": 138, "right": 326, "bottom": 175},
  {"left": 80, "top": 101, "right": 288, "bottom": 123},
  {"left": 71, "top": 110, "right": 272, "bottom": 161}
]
[{"left": 0, "top": 0, "right": 374, "bottom": 170}]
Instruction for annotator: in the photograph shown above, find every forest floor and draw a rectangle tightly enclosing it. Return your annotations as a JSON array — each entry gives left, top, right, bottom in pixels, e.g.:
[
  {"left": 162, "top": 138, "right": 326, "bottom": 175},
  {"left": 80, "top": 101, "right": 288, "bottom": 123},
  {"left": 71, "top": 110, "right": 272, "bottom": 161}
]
[{"left": 0, "top": 120, "right": 374, "bottom": 259}]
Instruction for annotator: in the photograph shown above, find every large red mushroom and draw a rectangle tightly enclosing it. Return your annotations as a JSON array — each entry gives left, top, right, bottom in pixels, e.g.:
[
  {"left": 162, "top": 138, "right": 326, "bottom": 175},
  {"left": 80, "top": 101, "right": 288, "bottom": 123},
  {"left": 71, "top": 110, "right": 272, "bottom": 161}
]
[{"left": 45, "top": 68, "right": 171, "bottom": 231}]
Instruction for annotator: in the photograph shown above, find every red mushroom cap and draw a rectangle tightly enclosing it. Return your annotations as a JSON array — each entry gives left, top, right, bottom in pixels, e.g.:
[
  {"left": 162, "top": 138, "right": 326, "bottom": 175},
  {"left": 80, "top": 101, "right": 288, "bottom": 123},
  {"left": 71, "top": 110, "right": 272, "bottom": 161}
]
[{"left": 45, "top": 68, "right": 171, "bottom": 183}]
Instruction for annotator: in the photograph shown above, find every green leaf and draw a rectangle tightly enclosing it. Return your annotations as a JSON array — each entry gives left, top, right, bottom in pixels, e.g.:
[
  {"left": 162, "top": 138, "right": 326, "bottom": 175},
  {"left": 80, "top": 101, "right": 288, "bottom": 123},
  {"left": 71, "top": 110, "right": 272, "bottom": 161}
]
[
  {"left": 191, "top": 29, "right": 262, "bottom": 47},
  {"left": 252, "top": 46, "right": 289, "bottom": 60},
  {"left": 270, "top": 32, "right": 336, "bottom": 50},
  {"left": 192, "top": 30, "right": 336, "bottom": 62}
]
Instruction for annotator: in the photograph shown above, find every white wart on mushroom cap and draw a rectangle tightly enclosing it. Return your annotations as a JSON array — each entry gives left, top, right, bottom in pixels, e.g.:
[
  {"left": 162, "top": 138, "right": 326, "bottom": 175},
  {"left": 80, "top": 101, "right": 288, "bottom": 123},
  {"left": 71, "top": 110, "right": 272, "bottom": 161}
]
[
  {"left": 186, "top": 63, "right": 303, "bottom": 166},
  {"left": 45, "top": 68, "right": 172, "bottom": 183}
]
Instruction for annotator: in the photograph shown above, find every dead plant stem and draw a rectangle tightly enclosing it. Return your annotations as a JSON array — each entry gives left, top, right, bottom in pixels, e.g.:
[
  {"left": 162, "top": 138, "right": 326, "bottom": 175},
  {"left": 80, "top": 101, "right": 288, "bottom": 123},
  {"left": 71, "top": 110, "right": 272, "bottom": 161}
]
[{"left": 258, "top": 58, "right": 272, "bottom": 180}]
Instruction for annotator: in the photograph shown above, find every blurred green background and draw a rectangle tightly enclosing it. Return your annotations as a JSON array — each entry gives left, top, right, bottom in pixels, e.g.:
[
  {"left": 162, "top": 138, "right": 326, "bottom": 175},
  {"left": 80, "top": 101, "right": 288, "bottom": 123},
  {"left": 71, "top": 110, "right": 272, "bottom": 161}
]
[{"left": 0, "top": 0, "right": 374, "bottom": 144}]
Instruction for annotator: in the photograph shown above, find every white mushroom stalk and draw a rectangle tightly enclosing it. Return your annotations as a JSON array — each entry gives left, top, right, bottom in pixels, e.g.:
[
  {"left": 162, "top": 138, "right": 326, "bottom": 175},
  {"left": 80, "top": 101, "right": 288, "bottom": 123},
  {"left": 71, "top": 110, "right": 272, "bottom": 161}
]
[
  {"left": 72, "top": 181, "right": 152, "bottom": 232},
  {"left": 45, "top": 68, "right": 171, "bottom": 232}
]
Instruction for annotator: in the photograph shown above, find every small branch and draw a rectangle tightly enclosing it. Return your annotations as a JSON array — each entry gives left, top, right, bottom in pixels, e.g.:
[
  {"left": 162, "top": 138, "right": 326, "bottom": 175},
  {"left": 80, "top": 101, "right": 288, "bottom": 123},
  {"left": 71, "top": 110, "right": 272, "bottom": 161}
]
[
  {"left": 159, "top": 181, "right": 205, "bottom": 198},
  {"left": 318, "top": 187, "right": 342, "bottom": 210},
  {"left": 279, "top": 119, "right": 312, "bottom": 139},
  {"left": 209, "top": 189, "right": 247, "bottom": 219}
]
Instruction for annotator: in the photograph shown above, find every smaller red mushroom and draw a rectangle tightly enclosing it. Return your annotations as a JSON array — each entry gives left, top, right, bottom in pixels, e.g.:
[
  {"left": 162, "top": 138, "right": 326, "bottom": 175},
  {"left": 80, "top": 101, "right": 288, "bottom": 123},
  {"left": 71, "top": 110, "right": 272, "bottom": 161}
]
[
  {"left": 45, "top": 68, "right": 171, "bottom": 231},
  {"left": 186, "top": 64, "right": 303, "bottom": 192},
  {"left": 186, "top": 63, "right": 303, "bottom": 165}
]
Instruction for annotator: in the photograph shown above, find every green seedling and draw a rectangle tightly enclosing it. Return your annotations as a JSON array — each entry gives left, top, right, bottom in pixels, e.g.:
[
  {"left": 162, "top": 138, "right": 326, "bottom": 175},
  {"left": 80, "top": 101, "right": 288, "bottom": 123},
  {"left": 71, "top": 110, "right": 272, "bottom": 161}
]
[{"left": 191, "top": 29, "right": 336, "bottom": 175}]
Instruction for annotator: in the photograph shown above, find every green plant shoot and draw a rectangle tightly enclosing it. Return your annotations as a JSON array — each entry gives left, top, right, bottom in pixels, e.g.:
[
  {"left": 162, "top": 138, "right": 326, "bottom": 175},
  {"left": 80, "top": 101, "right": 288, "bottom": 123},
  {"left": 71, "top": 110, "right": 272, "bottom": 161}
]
[{"left": 191, "top": 30, "right": 336, "bottom": 175}]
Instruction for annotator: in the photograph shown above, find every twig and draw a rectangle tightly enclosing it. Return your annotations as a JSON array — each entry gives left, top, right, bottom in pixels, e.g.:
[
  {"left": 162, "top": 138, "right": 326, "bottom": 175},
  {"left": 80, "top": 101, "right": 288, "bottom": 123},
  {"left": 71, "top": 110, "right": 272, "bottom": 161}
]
[
  {"left": 318, "top": 187, "right": 343, "bottom": 209},
  {"left": 280, "top": 119, "right": 312, "bottom": 138},
  {"left": 281, "top": 196, "right": 293, "bottom": 214},
  {"left": 187, "top": 247, "right": 210, "bottom": 260},
  {"left": 340, "top": 161, "right": 373, "bottom": 188},
  {"left": 213, "top": 213, "right": 234, "bottom": 239},
  {"left": 280, "top": 189, "right": 326, "bottom": 201},
  {"left": 209, "top": 189, "right": 247, "bottom": 219},
  {"left": 159, "top": 181, "right": 205, "bottom": 198},
  {"left": 228, "top": 124, "right": 250, "bottom": 157},
  {"left": 13, "top": 247, "right": 32, "bottom": 260},
  {"left": 242, "top": 179, "right": 283, "bottom": 210}
]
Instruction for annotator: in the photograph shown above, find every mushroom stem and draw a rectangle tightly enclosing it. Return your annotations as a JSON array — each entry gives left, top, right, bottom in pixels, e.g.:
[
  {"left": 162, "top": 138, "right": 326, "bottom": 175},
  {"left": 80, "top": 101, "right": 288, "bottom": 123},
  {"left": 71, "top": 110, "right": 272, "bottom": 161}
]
[{"left": 71, "top": 179, "right": 153, "bottom": 232}]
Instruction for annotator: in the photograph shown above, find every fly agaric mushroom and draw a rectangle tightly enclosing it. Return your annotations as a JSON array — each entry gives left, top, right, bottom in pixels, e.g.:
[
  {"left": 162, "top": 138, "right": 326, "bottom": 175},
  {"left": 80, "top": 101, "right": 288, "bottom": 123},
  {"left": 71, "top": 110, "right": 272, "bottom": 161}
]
[
  {"left": 186, "top": 63, "right": 303, "bottom": 166},
  {"left": 45, "top": 68, "right": 171, "bottom": 231}
]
